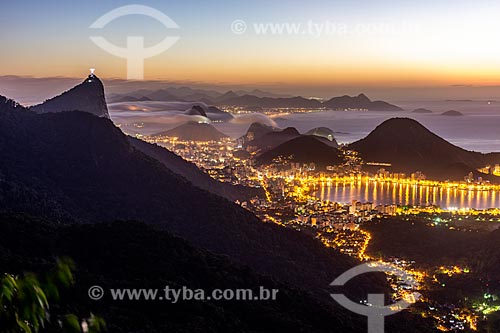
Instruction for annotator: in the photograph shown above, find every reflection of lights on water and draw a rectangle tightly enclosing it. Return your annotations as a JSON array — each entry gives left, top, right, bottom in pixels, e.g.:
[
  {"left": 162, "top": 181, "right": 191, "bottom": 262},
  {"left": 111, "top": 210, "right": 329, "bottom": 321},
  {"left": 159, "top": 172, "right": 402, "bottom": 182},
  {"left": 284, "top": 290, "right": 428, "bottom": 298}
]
[{"left": 318, "top": 180, "right": 500, "bottom": 209}]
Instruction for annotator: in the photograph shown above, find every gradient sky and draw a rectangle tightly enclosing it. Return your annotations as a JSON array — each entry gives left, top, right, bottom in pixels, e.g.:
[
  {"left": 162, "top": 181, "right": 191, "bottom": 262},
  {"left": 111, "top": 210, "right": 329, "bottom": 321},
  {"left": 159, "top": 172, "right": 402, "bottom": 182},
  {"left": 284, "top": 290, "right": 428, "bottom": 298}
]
[{"left": 2, "top": 0, "right": 500, "bottom": 94}]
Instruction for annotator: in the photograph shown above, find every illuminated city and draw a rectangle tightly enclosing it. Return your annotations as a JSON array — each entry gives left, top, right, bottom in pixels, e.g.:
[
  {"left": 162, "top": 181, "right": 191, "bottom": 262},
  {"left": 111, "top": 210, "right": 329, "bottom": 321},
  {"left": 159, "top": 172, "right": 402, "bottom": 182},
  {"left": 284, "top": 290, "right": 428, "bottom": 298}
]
[
  {"left": 134, "top": 130, "right": 500, "bottom": 331},
  {"left": 3, "top": 1, "right": 500, "bottom": 332}
]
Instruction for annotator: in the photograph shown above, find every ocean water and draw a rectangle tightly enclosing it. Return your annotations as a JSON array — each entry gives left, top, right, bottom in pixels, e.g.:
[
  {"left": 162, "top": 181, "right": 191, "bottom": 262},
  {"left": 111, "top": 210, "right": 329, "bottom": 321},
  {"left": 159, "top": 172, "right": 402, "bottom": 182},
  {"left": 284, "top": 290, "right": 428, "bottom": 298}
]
[
  {"left": 315, "top": 181, "right": 500, "bottom": 209},
  {"left": 110, "top": 99, "right": 500, "bottom": 153},
  {"left": 266, "top": 101, "right": 500, "bottom": 153}
]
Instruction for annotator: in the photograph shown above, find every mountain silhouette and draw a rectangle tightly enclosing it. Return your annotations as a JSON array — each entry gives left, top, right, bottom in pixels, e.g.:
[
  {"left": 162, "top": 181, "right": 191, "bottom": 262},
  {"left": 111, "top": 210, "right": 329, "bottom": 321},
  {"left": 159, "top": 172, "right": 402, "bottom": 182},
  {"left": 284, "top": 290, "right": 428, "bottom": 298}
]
[
  {"left": 153, "top": 121, "right": 228, "bottom": 141},
  {"left": 219, "top": 93, "right": 402, "bottom": 110},
  {"left": 215, "top": 90, "right": 240, "bottom": 103},
  {"left": 441, "top": 110, "right": 463, "bottom": 116},
  {"left": 241, "top": 122, "right": 276, "bottom": 141},
  {"left": 221, "top": 95, "right": 322, "bottom": 108},
  {"left": 256, "top": 136, "right": 344, "bottom": 168},
  {"left": 323, "top": 93, "right": 403, "bottom": 111},
  {"left": 247, "top": 127, "right": 301, "bottom": 151},
  {"left": 145, "top": 89, "right": 180, "bottom": 101},
  {"left": 245, "top": 125, "right": 339, "bottom": 154},
  {"left": 31, "top": 74, "right": 109, "bottom": 118},
  {"left": 349, "top": 118, "right": 497, "bottom": 181},
  {"left": 109, "top": 89, "right": 402, "bottom": 111},
  {"left": 207, "top": 105, "right": 233, "bottom": 120},
  {"left": 181, "top": 104, "right": 233, "bottom": 121},
  {"left": 412, "top": 108, "right": 433, "bottom": 114},
  {"left": 184, "top": 104, "right": 208, "bottom": 117},
  {"left": 110, "top": 95, "right": 152, "bottom": 103},
  {"left": 305, "top": 127, "right": 339, "bottom": 146}
]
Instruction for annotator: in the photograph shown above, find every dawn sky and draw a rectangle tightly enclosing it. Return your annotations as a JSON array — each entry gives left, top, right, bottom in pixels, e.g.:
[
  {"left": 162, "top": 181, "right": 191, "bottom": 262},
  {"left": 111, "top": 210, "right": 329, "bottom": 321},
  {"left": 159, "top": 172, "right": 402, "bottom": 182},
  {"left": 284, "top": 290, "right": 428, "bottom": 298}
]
[{"left": 2, "top": 0, "right": 500, "bottom": 91}]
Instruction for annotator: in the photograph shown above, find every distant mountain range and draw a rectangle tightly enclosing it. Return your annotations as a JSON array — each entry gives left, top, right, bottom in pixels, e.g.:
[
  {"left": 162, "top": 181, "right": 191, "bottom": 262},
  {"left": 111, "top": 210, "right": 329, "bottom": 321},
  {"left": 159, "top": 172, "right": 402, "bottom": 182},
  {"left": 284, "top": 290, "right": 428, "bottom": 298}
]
[
  {"left": 412, "top": 108, "right": 433, "bottom": 114},
  {"left": 322, "top": 93, "right": 403, "bottom": 111},
  {"left": 349, "top": 118, "right": 499, "bottom": 182},
  {"left": 31, "top": 74, "right": 109, "bottom": 118},
  {"left": 108, "top": 87, "right": 292, "bottom": 103},
  {"left": 219, "top": 93, "right": 402, "bottom": 110},
  {"left": 234, "top": 89, "right": 292, "bottom": 98},
  {"left": 110, "top": 87, "right": 403, "bottom": 111},
  {"left": 221, "top": 95, "right": 323, "bottom": 108}
]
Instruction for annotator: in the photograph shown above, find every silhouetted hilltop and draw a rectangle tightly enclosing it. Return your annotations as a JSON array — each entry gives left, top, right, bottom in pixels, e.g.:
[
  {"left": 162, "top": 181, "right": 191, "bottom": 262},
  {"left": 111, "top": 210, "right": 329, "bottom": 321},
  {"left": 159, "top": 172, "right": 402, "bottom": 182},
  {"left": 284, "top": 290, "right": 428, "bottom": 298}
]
[
  {"left": 153, "top": 121, "right": 228, "bottom": 141},
  {"left": 257, "top": 136, "right": 344, "bottom": 168},
  {"left": 206, "top": 105, "right": 234, "bottom": 121},
  {"left": 305, "top": 127, "right": 339, "bottom": 147},
  {"left": 0, "top": 96, "right": 26, "bottom": 113},
  {"left": 215, "top": 90, "right": 240, "bottom": 103},
  {"left": 349, "top": 118, "right": 496, "bottom": 181},
  {"left": 31, "top": 74, "right": 109, "bottom": 118},
  {"left": 323, "top": 93, "right": 403, "bottom": 111},
  {"left": 441, "top": 110, "right": 463, "bottom": 116},
  {"left": 242, "top": 122, "right": 276, "bottom": 141},
  {"left": 217, "top": 93, "right": 402, "bottom": 110},
  {"left": 183, "top": 104, "right": 233, "bottom": 121},
  {"left": 110, "top": 95, "right": 152, "bottom": 103},
  {"left": 0, "top": 215, "right": 375, "bottom": 333},
  {"left": 184, "top": 104, "right": 208, "bottom": 117},
  {"left": 246, "top": 125, "right": 339, "bottom": 153},
  {"left": 248, "top": 127, "right": 301, "bottom": 151}
]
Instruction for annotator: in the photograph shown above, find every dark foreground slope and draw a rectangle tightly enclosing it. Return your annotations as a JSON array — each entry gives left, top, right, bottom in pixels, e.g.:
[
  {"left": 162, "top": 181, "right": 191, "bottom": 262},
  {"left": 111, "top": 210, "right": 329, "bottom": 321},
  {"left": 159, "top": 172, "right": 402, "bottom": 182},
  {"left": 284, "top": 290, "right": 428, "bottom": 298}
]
[
  {"left": 0, "top": 214, "right": 359, "bottom": 333},
  {"left": 349, "top": 118, "right": 497, "bottom": 182},
  {"left": 0, "top": 214, "right": 436, "bottom": 333},
  {"left": 129, "top": 137, "right": 262, "bottom": 201},
  {"left": 0, "top": 102, "right": 436, "bottom": 332}
]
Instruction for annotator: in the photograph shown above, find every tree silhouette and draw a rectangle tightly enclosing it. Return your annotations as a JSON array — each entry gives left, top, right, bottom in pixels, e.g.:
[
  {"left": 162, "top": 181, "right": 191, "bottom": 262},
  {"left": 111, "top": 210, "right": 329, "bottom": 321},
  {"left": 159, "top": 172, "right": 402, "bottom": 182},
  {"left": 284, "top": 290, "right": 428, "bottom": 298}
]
[{"left": 0, "top": 258, "right": 105, "bottom": 333}]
